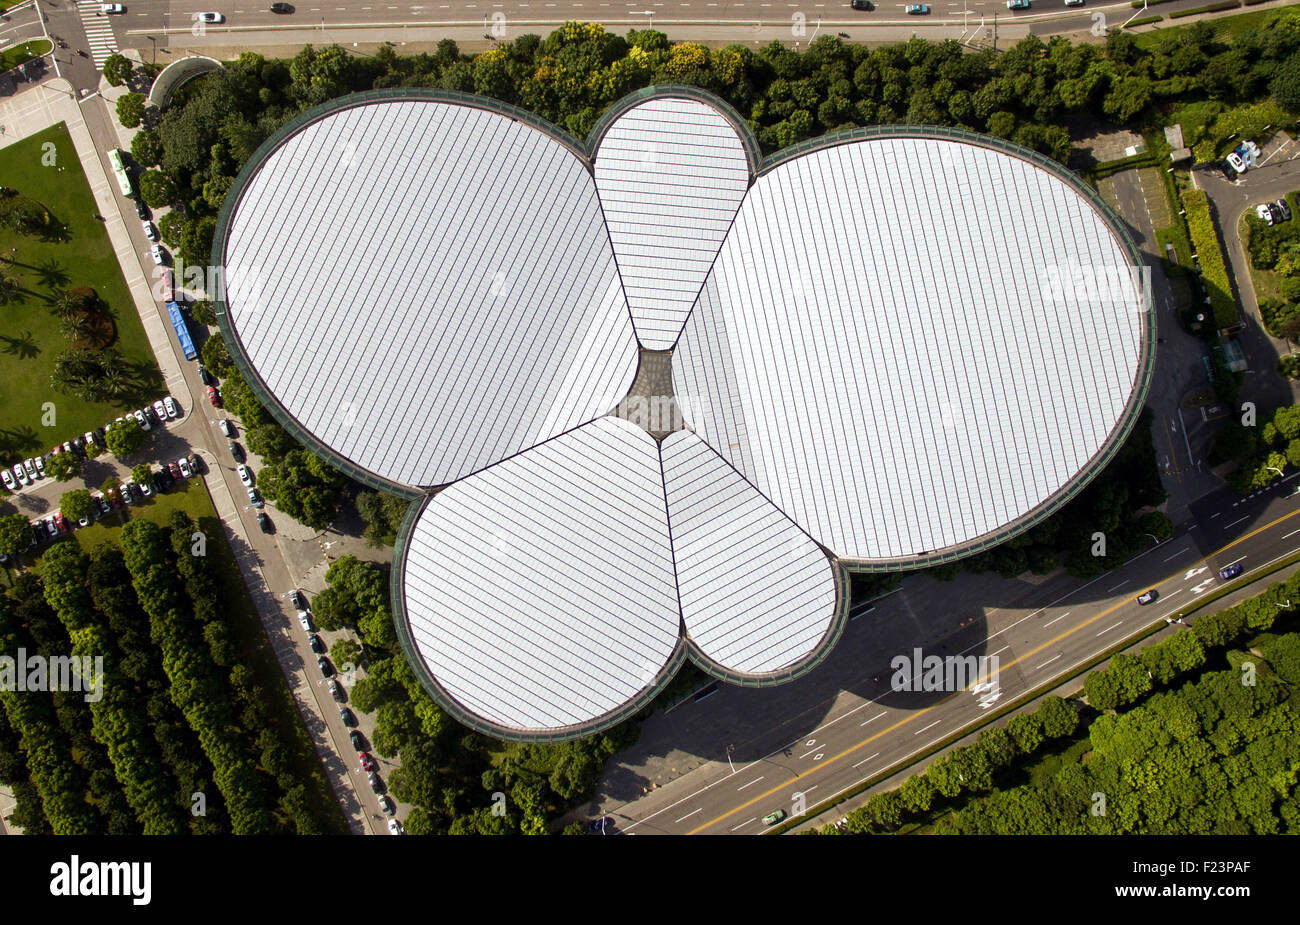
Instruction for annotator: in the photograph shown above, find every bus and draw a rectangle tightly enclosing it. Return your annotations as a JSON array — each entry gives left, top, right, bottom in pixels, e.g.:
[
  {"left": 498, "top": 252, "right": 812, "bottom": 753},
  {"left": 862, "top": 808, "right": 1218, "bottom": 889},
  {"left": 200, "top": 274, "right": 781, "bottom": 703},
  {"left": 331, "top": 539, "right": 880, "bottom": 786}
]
[
  {"left": 107, "top": 148, "right": 133, "bottom": 198},
  {"left": 166, "top": 301, "right": 197, "bottom": 361}
]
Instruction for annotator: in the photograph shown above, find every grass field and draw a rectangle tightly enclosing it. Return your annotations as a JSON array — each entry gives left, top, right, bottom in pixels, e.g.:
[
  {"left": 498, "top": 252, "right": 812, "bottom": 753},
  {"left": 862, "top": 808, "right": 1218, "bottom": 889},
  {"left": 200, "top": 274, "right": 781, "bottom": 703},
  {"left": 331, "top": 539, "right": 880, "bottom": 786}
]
[
  {"left": 33, "top": 476, "right": 348, "bottom": 832},
  {"left": 1133, "top": 5, "right": 1286, "bottom": 48},
  {"left": 0, "top": 123, "right": 162, "bottom": 467},
  {"left": 0, "top": 39, "right": 51, "bottom": 73}
]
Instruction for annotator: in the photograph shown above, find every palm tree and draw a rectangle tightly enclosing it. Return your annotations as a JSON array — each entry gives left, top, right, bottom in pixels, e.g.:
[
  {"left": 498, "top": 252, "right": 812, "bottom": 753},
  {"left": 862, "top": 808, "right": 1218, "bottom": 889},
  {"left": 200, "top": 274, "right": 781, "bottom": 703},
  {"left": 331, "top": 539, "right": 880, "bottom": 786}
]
[
  {"left": 101, "top": 365, "right": 127, "bottom": 397},
  {"left": 49, "top": 288, "right": 79, "bottom": 320},
  {"left": 61, "top": 314, "right": 92, "bottom": 342}
]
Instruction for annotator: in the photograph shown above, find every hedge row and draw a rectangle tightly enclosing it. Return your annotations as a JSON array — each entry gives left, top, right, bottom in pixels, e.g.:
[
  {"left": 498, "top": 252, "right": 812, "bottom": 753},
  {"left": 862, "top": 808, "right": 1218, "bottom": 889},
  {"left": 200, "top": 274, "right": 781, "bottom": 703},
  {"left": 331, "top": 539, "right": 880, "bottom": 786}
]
[
  {"left": 1169, "top": 0, "right": 1240, "bottom": 18},
  {"left": 1182, "top": 188, "right": 1238, "bottom": 329},
  {"left": 1125, "top": 15, "right": 1164, "bottom": 27},
  {"left": 119, "top": 520, "right": 276, "bottom": 834}
]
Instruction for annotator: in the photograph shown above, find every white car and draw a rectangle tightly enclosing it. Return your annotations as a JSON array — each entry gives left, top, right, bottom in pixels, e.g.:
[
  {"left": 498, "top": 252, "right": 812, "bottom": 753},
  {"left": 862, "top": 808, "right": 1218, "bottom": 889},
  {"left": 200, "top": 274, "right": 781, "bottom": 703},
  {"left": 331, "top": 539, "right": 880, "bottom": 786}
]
[
  {"left": 1226, "top": 152, "right": 1247, "bottom": 175},
  {"left": 12, "top": 464, "right": 29, "bottom": 487},
  {"left": 119, "top": 482, "right": 135, "bottom": 505},
  {"left": 297, "top": 611, "right": 312, "bottom": 632},
  {"left": 149, "top": 244, "right": 165, "bottom": 266},
  {"left": 1064, "top": 0, "right": 1084, "bottom": 5},
  {"left": 138, "top": 477, "right": 153, "bottom": 497},
  {"left": 237, "top": 464, "right": 254, "bottom": 487},
  {"left": 134, "top": 408, "right": 151, "bottom": 431},
  {"left": 163, "top": 396, "right": 180, "bottom": 419},
  {"left": 32, "top": 455, "right": 46, "bottom": 477},
  {"left": 387, "top": 819, "right": 404, "bottom": 835},
  {"left": 153, "top": 400, "right": 168, "bottom": 421},
  {"left": 177, "top": 457, "right": 193, "bottom": 479},
  {"left": 23, "top": 459, "right": 39, "bottom": 481},
  {"left": 197, "top": 11, "right": 224, "bottom": 22},
  {"left": 100, "top": 3, "right": 125, "bottom": 12},
  {"left": 219, "top": 419, "right": 235, "bottom": 438},
  {"left": 1, "top": 469, "right": 14, "bottom": 491},
  {"left": 1256, "top": 203, "right": 1276, "bottom": 226},
  {"left": 142, "top": 220, "right": 158, "bottom": 241}
]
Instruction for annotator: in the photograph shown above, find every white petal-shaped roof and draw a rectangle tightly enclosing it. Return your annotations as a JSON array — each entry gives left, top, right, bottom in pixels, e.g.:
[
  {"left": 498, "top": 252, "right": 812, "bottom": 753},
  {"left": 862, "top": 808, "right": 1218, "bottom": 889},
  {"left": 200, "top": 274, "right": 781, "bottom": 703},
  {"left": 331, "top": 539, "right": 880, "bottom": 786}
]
[
  {"left": 662, "top": 431, "right": 838, "bottom": 675},
  {"left": 594, "top": 97, "right": 751, "bottom": 350},
  {"left": 674, "top": 135, "right": 1146, "bottom": 563},
  {"left": 401, "top": 417, "right": 681, "bottom": 734},
  {"left": 220, "top": 98, "right": 638, "bottom": 489}
]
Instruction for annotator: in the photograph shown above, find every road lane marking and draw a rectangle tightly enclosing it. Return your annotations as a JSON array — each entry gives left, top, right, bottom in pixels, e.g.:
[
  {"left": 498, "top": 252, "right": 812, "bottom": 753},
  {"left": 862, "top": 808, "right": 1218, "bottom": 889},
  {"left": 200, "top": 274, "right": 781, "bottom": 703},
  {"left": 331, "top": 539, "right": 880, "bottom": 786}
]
[
  {"left": 1096, "top": 621, "right": 1123, "bottom": 636},
  {"left": 1107, "top": 580, "right": 1127, "bottom": 592},
  {"left": 991, "top": 645, "right": 1010, "bottom": 656},
  {"left": 913, "top": 720, "right": 941, "bottom": 735},
  {"left": 1043, "top": 612, "right": 1070, "bottom": 627},
  {"left": 730, "top": 818, "right": 755, "bottom": 831},
  {"left": 736, "top": 776, "right": 764, "bottom": 791},
  {"left": 675, "top": 808, "right": 701, "bottom": 823},
  {"left": 1035, "top": 654, "right": 1061, "bottom": 670},
  {"left": 860, "top": 711, "right": 886, "bottom": 726},
  {"left": 687, "top": 506, "right": 1300, "bottom": 834},
  {"left": 1225, "top": 516, "right": 1248, "bottom": 528},
  {"left": 852, "top": 753, "right": 879, "bottom": 768},
  {"left": 1163, "top": 547, "right": 1190, "bottom": 562}
]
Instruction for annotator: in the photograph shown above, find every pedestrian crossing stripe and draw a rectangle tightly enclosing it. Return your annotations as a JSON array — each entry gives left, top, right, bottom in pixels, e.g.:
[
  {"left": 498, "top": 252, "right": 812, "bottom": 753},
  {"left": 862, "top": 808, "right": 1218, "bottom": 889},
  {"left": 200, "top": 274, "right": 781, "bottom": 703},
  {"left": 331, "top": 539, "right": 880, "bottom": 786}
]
[{"left": 75, "top": 0, "right": 120, "bottom": 69}]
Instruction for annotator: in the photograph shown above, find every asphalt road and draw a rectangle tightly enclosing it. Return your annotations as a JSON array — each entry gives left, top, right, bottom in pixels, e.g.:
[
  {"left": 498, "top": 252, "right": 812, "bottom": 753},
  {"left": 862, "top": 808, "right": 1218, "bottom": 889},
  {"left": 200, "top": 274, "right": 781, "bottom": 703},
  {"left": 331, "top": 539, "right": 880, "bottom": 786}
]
[{"left": 597, "top": 473, "right": 1300, "bottom": 834}]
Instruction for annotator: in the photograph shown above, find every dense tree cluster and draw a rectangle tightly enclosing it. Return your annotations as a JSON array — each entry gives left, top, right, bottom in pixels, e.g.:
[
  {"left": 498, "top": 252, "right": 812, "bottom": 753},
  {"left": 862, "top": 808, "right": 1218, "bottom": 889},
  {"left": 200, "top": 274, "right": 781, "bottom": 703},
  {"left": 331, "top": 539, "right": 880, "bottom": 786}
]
[{"left": 1210, "top": 404, "right": 1300, "bottom": 491}]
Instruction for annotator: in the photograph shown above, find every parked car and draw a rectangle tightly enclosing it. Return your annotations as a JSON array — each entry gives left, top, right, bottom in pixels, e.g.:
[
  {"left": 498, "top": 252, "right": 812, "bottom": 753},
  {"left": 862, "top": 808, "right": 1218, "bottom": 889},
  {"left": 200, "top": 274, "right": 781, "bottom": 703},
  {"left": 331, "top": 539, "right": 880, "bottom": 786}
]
[
  {"left": 317, "top": 656, "right": 334, "bottom": 677},
  {"left": 247, "top": 487, "right": 263, "bottom": 508},
  {"left": 1275, "top": 198, "right": 1293, "bottom": 222},
  {"left": 358, "top": 752, "right": 377, "bottom": 772},
  {"left": 387, "top": 819, "right": 404, "bottom": 836},
  {"left": 588, "top": 816, "right": 615, "bottom": 834},
  {"left": 237, "top": 464, "right": 254, "bottom": 487},
  {"left": 1219, "top": 562, "right": 1244, "bottom": 581},
  {"left": 339, "top": 706, "right": 357, "bottom": 727},
  {"left": 152, "top": 400, "right": 168, "bottom": 421},
  {"left": 257, "top": 511, "right": 272, "bottom": 533},
  {"left": 1226, "top": 152, "right": 1247, "bottom": 175},
  {"left": 329, "top": 679, "right": 346, "bottom": 702},
  {"left": 138, "top": 476, "right": 152, "bottom": 497},
  {"left": 53, "top": 513, "right": 70, "bottom": 535},
  {"left": 1, "top": 470, "right": 14, "bottom": 491},
  {"left": 93, "top": 493, "right": 110, "bottom": 517},
  {"left": 367, "top": 772, "right": 384, "bottom": 794},
  {"left": 198, "top": 365, "right": 214, "bottom": 386},
  {"left": 149, "top": 244, "right": 166, "bottom": 266},
  {"left": 229, "top": 441, "right": 245, "bottom": 463},
  {"left": 32, "top": 455, "right": 46, "bottom": 477},
  {"left": 134, "top": 409, "right": 151, "bottom": 431},
  {"left": 12, "top": 464, "right": 29, "bottom": 487},
  {"left": 177, "top": 457, "right": 193, "bottom": 479},
  {"left": 308, "top": 634, "right": 326, "bottom": 654},
  {"left": 142, "top": 220, "right": 158, "bottom": 241},
  {"left": 187, "top": 453, "right": 202, "bottom": 474},
  {"left": 119, "top": 482, "right": 136, "bottom": 505},
  {"left": 218, "top": 418, "right": 235, "bottom": 437},
  {"left": 288, "top": 589, "right": 306, "bottom": 609},
  {"left": 168, "top": 461, "right": 182, "bottom": 480},
  {"left": 163, "top": 396, "right": 180, "bottom": 419},
  {"left": 104, "top": 486, "right": 121, "bottom": 509},
  {"left": 206, "top": 386, "right": 221, "bottom": 407},
  {"left": 297, "top": 611, "right": 312, "bottom": 632},
  {"left": 1137, "top": 588, "right": 1159, "bottom": 605},
  {"left": 153, "top": 471, "right": 170, "bottom": 493},
  {"left": 349, "top": 729, "right": 365, "bottom": 750},
  {"left": 22, "top": 459, "right": 38, "bottom": 481},
  {"left": 378, "top": 795, "right": 395, "bottom": 815},
  {"left": 1257, "top": 203, "right": 1276, "bottom": 226}
]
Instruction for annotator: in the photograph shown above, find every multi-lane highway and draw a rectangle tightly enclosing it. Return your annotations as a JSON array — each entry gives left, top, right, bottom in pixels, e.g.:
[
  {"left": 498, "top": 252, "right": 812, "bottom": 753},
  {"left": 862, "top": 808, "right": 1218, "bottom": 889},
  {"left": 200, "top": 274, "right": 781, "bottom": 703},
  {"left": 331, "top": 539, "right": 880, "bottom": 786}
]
[{"left": 591, "top": 473, "right": 1300, "bottom": 834}]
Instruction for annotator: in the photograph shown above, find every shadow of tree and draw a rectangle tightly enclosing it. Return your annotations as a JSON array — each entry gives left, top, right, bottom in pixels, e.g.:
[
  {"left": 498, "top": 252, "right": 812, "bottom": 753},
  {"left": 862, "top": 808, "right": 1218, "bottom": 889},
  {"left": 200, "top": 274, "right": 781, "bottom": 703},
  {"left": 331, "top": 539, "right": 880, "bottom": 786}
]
[
  {"left": 0, "top": 331, "right": 40, "bottom": 359},
  {"left": 0, "top": 424, "right": 43, "bottom": 458},
  {"left": 32, "top": 258, "right": 70, "bottom": 290}
]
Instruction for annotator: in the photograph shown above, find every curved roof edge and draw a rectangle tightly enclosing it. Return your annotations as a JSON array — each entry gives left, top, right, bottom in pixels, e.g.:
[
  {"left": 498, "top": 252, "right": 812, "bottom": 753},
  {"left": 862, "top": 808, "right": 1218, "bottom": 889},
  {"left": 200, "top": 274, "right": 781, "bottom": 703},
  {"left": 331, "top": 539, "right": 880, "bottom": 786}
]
[
  {"left": 390, "top": 493, "right": 689, "bottom": 743},
  {"left": 148, "top": 55, "right": 223, "bottom": 109},
  {"left": 730, "top": 123, "right": 1156, "bottom": 572},
  {"left": 683, "top": 557, "right": 851, "bottom": 688},
  {"left": 585, "top": 83, "right": 763, "bottom": 179},
  {"left": 210, "top": 88, "right": 596, "bottom": 499}
]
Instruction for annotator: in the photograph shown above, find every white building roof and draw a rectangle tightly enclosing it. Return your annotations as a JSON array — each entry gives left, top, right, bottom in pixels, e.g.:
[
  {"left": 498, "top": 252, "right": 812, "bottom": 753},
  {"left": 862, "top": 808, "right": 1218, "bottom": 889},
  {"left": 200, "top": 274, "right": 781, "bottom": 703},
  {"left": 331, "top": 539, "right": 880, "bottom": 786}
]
[
  {"left": 221, "top": 99, "right": 638, "bottom": 489},
  {"left": 218, "top": 90, "right": 1148, "bottom": 739},
  {"left": 593, "top": 97, "right": 750, "bottom": 350},
  {"left": 674, "top": 136, "right": 1146, "bottom": 563},
  {"left": 402, "top": 417, "right": 681, "bottom": 732}
]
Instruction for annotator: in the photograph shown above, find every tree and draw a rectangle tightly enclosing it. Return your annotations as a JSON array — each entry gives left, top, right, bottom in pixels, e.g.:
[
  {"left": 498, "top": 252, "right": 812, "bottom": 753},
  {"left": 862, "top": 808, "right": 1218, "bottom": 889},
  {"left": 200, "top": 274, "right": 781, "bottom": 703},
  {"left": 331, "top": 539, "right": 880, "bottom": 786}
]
[
  {"left": 0, "top": 272, "right": 19, "bottom": 306},
  {"left": 116, "top": 93, "right": 146, "bottom": 129},
  {"left": 102, "top": 54, "right": 133, "bottom": 87},
  {"left": 257, "top": 449, "right": 344, "bottom": 530},
  {"left": 138, "top": 170, "right": 178, "bottom": 209},
  {"left": 131, "top": 129, "right": 164, "bottom": 169},
  {"left": 0, "top": 513, "right": 32, "bottom": 556},
  {"left": 1270, "top": 50, "right": 1300, "bottom": 114},
  {"left": 131, "top": 464, "right": 153, "bottom": 485},
  {"left": 45, "top": 450, "right": 83, "bottom": 482},
  {"left": 105, "top": 416, "right": 145, "bottom": 457},
  {"left": 60, "top": 490, "right": 94, "bottom": 523}
]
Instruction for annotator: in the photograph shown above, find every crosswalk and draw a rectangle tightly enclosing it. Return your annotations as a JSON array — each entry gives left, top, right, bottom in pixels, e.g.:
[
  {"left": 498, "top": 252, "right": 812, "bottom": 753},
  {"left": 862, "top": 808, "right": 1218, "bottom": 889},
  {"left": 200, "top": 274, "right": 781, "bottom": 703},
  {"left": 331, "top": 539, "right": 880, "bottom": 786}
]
[{"left": 76, "top": 1, "right": 120, "bottom": 70}]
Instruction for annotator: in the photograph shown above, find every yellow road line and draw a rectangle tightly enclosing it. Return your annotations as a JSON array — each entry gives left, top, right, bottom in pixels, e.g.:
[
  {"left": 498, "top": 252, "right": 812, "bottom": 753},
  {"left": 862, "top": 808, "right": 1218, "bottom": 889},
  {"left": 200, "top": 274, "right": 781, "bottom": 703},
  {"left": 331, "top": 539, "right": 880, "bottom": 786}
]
[{"left": 687, "top": 504, "right": 1300, "bottom": 834}]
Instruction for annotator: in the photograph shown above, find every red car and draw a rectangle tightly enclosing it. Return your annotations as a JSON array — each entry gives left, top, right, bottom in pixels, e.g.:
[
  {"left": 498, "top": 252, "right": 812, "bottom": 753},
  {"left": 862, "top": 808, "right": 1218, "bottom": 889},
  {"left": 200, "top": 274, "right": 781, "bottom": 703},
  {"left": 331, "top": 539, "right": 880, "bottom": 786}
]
[
  {"left": 206, "top": 386, "right": 221, "bottom": 407},
  {"left": 52, "top": 513, "right": 70, "bottom": 534},
  {"left": 358, "top": 752, "right": 377, "bottom": 773}
]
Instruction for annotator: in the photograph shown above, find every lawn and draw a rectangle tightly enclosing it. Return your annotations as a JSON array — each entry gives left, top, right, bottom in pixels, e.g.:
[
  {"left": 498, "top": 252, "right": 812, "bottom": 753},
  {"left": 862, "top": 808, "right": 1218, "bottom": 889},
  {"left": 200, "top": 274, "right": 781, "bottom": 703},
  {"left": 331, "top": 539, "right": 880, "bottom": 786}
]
[
  {"left": 0, "top": 123, "right": 162, "bottom": 466},
  {"left": 0, "top": 39, "right": 51, "bottom": 73},
  {"left": 1133, "top": 5, "right": 1282, "bottom": 48},
  {"left": 35, "top": 476, "right": 348, "bottom": 832}
]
